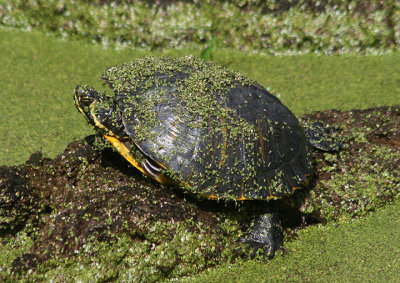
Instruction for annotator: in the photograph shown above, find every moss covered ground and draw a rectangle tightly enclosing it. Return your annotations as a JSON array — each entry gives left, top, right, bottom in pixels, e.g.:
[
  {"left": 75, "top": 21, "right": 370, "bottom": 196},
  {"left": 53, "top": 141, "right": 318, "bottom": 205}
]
[
  {"left": 190, "top": 199, "right": 400, "bottom": 282},
  {"left": 0, "top": 28, "right": 399, "bottom": 281}
]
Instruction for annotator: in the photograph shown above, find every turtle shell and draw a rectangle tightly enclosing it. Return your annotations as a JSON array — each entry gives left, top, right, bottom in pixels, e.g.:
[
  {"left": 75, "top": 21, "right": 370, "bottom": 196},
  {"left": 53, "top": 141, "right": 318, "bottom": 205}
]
[{"left": 103, "top": 56, "right": 312, "bottom": 200}]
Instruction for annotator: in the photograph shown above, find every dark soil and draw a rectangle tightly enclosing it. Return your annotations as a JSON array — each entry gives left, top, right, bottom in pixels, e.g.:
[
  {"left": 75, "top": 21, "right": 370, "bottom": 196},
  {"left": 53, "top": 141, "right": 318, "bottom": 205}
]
[{"left": 1, "top": 106, "right": 399, "bottom": 281}]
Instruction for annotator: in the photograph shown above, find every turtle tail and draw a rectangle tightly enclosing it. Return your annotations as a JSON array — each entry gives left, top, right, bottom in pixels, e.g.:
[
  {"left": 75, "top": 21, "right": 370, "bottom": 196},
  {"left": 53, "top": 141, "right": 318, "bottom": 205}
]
[{"left": 304, "top": 121, "right": 342, "bottom": 152}]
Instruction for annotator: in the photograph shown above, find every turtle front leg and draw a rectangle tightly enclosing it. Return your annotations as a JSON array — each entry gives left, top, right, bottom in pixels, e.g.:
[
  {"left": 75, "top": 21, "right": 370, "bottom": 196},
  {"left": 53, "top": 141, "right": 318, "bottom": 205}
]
[{"left": 240, "top": 213, "right": 284, "bottom": 259}]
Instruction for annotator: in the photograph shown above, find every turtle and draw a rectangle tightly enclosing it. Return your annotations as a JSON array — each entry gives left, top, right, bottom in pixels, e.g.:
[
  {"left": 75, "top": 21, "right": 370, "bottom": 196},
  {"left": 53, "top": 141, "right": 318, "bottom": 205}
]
[{"left": 74, "top": 56, "right": 338, "bottom": 259}]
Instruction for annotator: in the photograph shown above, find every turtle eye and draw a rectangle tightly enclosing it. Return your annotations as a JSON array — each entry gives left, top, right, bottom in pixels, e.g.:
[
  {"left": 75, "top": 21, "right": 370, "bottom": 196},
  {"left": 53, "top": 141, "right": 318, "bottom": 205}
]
[{"left": 79, "top": 94, "right": 94, "bottom": 107}]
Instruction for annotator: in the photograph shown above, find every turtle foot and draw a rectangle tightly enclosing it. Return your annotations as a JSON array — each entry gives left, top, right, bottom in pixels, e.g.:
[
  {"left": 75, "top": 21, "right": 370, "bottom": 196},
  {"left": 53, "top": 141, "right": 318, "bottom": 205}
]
[
  {"left": 239, "top": 213, "right": 284, "bottom": 259},
  {"left": 304, "top": 121, "right": 342, "bottom": 152}
]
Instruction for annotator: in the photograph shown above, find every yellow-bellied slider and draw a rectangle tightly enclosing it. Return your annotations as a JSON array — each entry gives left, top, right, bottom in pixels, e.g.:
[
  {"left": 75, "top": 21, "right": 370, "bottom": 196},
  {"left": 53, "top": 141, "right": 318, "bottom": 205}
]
[{"left": 74, "top": 56, "right": 337, "bottom": 258}]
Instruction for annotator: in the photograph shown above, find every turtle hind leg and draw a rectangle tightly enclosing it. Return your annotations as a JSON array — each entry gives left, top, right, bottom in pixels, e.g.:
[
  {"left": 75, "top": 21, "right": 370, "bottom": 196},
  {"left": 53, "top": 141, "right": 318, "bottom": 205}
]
[
  {"left": 304, "top": 121, "right": 342, "bottom": 152},
  {"left": 239, "top": 212, "right": 284, "bottom": 259}
]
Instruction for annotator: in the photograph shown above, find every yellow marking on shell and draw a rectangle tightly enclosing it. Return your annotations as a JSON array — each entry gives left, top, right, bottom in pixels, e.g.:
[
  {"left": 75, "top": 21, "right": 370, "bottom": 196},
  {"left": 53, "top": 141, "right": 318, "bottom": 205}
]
[
  {"left": 237, "top": 180, "right": 247, "bottom": 201},
  {"left": 199, "top": 186, "right": 219, "bottom": 199},
  {"left": 284, "top": 174, "right": 303, "bottom": 197},
  {"left": 267, "top": 184, "right": 303, "bottom": 200},
  {"left": 237, "top": 193, "right": 247, "bottom": 201},
  {"left": 104, "top": 135, "right": 171, "bottom": 184},
  {"left": 208, "top": 192, "right": 219, "bottom": 199},
  {"left": 198, "top": 192, "right": 221, "bottom": 200}
]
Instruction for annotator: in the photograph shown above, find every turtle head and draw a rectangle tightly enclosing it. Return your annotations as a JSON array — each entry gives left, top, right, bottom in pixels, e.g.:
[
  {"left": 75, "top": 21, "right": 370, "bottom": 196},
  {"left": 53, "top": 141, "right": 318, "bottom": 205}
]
[
  {"left": 74, "top": 85, "right": 125, "bottom": 138},
  {"left": 74, "top": 85, "right": 101, "bottom": 125}
]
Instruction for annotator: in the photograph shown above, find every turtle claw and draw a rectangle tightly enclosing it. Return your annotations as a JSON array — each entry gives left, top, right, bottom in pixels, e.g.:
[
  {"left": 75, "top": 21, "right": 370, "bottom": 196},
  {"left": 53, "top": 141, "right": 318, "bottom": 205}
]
[
  {"left": 239, "top": 213, "right": 284, "bottom": 260},
  {"left": 247, "top": 241, "right": 286, "bottom": 260}
]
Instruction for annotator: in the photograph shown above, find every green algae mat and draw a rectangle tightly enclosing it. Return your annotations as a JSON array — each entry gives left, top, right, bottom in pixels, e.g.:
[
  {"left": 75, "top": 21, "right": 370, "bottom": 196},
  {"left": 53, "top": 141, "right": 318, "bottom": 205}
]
[{"left": 1, "top": 28, "right": 400, "bottom": 281}]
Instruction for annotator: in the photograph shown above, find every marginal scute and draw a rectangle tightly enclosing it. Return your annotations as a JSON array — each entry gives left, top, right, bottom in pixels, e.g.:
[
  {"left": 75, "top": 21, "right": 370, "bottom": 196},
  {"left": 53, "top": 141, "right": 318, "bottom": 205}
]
[{"left": 89, "top": 56, "right": 313, "bottom": 200}]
